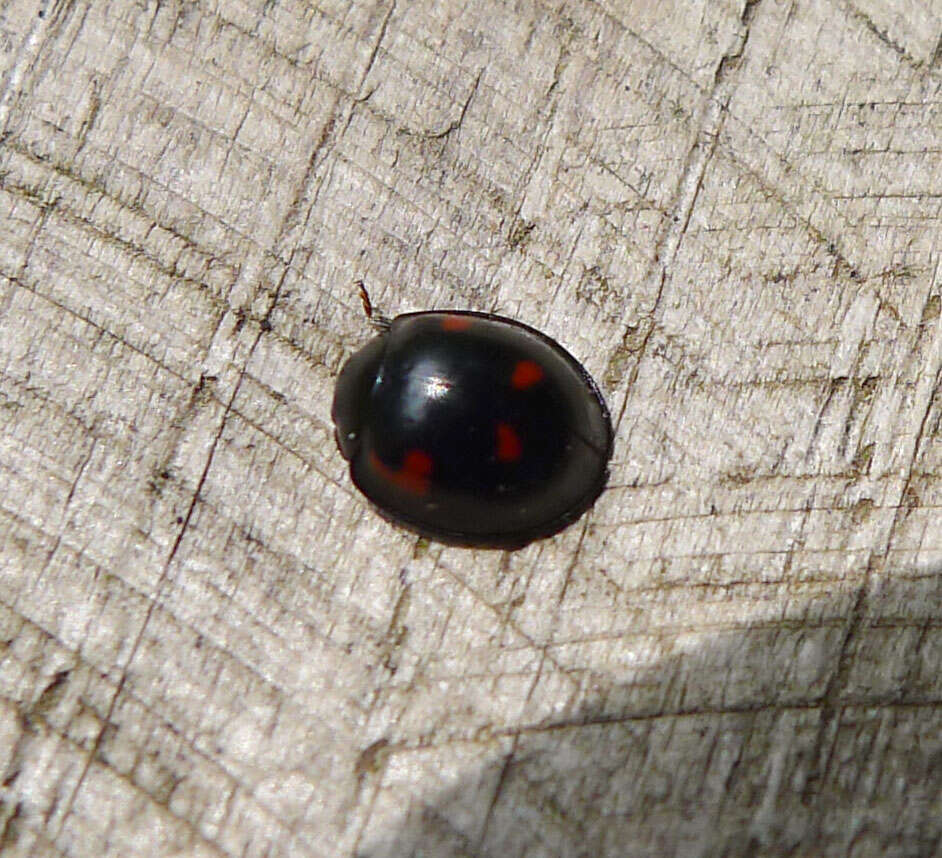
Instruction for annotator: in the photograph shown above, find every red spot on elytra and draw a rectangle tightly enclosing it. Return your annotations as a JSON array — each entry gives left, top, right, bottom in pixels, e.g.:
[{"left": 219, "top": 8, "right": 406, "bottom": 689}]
[
  {"left": 370, "top": 449, "right": 433, "bottom": 495},
  {"left": 496, "top": 422, "right": 523, "bottom": 463},
  {"left": 441, "top": 315, "right": 473, "bottom": 332},
  {"left": 511, "top": 359, "right": 543, "bottom": 389}
]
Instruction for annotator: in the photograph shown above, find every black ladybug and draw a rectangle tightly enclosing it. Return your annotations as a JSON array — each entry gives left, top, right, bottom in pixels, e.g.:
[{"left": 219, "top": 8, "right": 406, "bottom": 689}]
[{"left": 332, "top": 286, "right": 613, "bottom": 548}]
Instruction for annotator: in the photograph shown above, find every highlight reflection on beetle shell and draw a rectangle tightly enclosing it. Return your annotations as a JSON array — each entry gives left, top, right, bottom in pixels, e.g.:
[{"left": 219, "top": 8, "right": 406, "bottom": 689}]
[{"left": 332, "top": 311, "right": 613, "bottom": 549}]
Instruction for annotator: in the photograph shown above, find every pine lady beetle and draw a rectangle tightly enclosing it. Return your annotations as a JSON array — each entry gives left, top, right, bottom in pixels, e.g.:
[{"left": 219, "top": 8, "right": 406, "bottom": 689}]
[{"left": 332, "top": 288, "right": 613, "bottom": 548}]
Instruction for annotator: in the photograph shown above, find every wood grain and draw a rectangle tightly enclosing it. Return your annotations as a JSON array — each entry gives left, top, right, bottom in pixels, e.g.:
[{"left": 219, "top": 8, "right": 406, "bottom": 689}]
[{"left": 0, "top": 0, "right": 939, "bottom": 855}]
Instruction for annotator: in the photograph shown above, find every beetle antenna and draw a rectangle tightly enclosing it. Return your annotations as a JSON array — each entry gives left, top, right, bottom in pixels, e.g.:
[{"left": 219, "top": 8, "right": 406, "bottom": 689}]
[{"left": 356, "top": 280, "right": 391, "bottom": 331}]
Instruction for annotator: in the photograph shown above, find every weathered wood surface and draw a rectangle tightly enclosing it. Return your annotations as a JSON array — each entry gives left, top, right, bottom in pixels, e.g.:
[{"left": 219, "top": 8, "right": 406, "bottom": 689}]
[{"left": 0, "top": 0, "right": 939, "bottom": 855}]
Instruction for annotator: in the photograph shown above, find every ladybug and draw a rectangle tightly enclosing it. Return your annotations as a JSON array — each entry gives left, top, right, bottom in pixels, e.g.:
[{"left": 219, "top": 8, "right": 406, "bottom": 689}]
[{"left": 332, "top": 286, "right": 613, "bottom": 548}]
